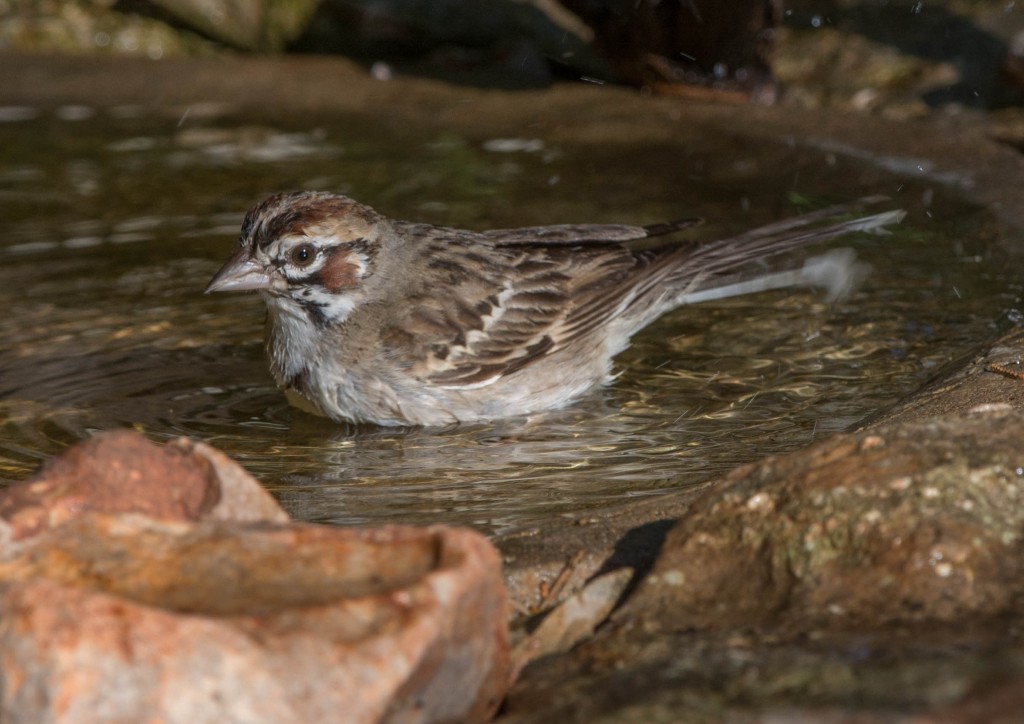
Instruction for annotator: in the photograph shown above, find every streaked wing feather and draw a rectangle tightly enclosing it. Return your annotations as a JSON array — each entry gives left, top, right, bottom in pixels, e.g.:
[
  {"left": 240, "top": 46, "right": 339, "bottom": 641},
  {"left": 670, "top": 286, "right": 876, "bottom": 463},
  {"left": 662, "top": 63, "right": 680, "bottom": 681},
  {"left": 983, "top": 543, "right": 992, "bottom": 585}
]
[
  {"left": 394, "top": 240, "right": 640, "bottom": 388},
  {"left": 390, "top": 198, "right": 901, "bottom": 390}
]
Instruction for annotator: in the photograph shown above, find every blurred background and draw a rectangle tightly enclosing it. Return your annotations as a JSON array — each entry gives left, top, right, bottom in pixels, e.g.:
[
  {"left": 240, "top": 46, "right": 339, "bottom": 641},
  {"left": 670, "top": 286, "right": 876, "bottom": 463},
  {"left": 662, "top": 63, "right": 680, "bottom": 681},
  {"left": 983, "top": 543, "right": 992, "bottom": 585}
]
[{"left": 5, "top": 0, "right": 1024, "bottom": 114}]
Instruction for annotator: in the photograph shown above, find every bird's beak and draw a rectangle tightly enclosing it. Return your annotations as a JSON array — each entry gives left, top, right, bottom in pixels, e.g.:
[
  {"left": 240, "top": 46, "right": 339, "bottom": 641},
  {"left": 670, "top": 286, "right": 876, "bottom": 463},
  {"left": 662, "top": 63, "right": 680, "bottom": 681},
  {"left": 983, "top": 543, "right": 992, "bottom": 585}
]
[{"left": 205, "top": 249, "right": 272, "bottom": 294}]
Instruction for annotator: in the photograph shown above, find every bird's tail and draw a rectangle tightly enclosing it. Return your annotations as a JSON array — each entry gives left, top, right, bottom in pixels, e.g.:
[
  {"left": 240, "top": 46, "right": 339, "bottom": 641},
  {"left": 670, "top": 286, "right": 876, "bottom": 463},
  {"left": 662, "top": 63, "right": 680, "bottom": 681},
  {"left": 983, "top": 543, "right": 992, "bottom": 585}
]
[
  {"left": 660, "top": 199, "right": 905, "bottom": 306},
  {"left": 676, "top": 247, "right": 870, "bottom": 304},
  {"left": 615, "top": 198, "right": 904, "bottom": 334}
]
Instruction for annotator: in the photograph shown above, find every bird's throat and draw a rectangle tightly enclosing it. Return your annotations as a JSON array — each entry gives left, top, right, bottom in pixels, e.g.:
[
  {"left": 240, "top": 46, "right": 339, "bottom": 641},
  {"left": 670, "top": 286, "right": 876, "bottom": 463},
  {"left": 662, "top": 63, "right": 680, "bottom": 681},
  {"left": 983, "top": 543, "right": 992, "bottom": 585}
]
[{"left": 263, "top": 293, "right": 321, "bottom": 387}]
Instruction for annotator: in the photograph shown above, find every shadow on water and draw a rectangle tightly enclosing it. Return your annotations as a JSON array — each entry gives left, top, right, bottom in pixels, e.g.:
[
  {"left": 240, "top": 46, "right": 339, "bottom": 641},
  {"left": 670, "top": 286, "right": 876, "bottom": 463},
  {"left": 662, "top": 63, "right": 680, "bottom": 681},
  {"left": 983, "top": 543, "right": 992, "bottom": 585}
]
[{"left": 0, "top": 104, "right": 1021, "bottom": 534}]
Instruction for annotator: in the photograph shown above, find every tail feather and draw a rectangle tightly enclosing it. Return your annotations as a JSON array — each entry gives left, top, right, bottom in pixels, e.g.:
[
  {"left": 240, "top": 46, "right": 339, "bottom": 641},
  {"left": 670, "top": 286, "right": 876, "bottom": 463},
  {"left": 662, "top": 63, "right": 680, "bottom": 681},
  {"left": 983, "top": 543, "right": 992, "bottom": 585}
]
[
  {"left": 702, "top": 195, "right": 892, "bottom": 247},
  {"left": 677, "top": 248, "right": 871, "bottom": 305},
  {"left": 678, "top": 206, "right": 904, "bottom": 281},
  {"left": 661, "top": 203, "right": 904, "bottom": 302},
  {"left": 621, "top": 199, "right": 904, "bottom": 328}
]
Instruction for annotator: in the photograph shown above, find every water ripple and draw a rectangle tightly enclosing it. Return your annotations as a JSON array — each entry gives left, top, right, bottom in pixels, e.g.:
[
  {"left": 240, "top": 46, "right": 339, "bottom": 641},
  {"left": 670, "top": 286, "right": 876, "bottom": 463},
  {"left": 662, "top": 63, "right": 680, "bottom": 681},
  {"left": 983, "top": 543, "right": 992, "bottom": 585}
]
[{"left": 0, "top": 110, "right": 1017, "bottom": 534}]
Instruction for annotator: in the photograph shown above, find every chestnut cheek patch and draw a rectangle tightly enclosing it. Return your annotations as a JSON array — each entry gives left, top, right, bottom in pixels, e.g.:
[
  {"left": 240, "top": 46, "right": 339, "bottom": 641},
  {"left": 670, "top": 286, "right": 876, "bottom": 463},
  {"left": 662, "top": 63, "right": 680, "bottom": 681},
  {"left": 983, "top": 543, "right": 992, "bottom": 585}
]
[{"left": 319, "top": 250, "right": 363, "bottom": 293}]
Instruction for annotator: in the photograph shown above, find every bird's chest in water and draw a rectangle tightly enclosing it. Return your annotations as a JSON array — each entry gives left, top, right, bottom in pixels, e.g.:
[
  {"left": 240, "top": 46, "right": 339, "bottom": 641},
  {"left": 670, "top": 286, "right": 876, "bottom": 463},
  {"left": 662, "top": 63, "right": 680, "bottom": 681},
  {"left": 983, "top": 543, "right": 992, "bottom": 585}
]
[{"left": 262, "top": 311, "right": 390, "bottom": 420}]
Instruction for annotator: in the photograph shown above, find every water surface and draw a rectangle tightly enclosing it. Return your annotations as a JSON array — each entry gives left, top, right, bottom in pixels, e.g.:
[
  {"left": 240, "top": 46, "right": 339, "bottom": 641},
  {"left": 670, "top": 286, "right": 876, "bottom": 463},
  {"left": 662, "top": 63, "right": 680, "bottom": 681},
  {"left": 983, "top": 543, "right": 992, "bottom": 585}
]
[{"left": 0, "top": 104, "right": 1018, "bottom": 533}]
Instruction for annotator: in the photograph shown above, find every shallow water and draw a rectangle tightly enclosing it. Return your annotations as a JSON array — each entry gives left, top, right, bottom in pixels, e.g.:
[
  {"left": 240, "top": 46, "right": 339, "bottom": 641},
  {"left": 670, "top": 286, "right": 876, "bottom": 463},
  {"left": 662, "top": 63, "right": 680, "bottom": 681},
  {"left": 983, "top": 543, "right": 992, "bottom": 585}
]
[{"left": 0, "top": 104, "right": 1019, "bottom": 534}]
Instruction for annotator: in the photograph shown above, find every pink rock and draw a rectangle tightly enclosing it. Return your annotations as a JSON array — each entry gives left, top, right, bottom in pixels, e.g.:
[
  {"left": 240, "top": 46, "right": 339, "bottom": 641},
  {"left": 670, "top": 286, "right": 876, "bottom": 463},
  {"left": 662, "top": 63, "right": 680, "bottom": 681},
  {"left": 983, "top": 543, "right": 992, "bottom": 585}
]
[
  {"left": 0, "top": 433, "right": 510, "bottom": 722},
  {"left": 0, "top": 516, "right": 509, "bottom": 723},
  {"left": 0, "top": 430, "right": 287, "bottom": 544}
]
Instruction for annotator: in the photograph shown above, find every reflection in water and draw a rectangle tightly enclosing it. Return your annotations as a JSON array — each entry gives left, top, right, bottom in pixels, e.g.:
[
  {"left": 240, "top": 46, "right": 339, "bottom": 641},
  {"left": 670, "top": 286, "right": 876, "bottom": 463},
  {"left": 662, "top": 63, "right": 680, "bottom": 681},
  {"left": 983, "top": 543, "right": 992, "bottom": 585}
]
[{"left": 0, "top": 106, "right": 1019, "bottom": 534}]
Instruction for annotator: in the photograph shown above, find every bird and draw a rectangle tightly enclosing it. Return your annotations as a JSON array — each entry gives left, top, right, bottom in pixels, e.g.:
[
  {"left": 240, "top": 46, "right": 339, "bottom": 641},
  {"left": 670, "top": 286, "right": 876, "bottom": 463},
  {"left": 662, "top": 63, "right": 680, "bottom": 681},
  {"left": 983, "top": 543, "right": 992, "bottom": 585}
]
[{"left": 205, "top": 191, "right": 904, "bottom": 427}]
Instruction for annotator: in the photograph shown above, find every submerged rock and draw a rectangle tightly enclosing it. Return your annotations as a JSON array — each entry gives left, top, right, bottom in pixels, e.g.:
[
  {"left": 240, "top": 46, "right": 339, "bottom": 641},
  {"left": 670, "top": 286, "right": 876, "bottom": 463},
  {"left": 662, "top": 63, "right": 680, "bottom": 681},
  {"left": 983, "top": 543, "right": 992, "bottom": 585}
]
[{"left": 147, "top": 0, "right": 319, "bottom": 52}]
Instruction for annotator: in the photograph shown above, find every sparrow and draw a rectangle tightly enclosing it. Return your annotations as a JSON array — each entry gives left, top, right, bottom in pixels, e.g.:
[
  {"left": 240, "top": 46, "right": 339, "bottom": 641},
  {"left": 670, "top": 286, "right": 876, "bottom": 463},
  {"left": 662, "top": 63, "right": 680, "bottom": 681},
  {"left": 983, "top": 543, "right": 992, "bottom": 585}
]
[{"left": 205, "top": 191, "right": 903, "bottom": 427}]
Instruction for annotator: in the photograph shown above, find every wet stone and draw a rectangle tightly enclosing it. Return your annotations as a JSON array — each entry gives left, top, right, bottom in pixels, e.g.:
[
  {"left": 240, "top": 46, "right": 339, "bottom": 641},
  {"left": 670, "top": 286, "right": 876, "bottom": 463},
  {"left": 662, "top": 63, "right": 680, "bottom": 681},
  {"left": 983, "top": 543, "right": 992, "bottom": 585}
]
[
  {"left": 627, "top": 407, "right": 1024, "bottom": 630},
  {"left": 0, "top": 429, "right": 287, "bottom": 545},
  {"left": 0, "top": 433, "right": 510, "bottom": 723},
  {"left": 502, "top": 407, "right": 1024, "bottom": 720}
]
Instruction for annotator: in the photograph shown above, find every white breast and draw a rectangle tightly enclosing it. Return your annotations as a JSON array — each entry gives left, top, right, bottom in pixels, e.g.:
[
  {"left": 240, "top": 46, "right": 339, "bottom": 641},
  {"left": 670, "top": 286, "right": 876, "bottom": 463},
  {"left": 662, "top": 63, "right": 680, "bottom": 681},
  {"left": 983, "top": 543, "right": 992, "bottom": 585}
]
[{"left": 262, "top": 293, "right": 320, "bottom": 384}]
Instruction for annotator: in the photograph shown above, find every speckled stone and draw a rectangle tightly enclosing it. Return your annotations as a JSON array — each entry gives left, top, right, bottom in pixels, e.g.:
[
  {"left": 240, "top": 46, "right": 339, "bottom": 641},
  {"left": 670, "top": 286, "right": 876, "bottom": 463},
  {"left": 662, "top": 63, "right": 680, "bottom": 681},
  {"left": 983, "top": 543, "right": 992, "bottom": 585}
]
[{"left": 627, "top": 406, "right": 1024, "bottom": 629}]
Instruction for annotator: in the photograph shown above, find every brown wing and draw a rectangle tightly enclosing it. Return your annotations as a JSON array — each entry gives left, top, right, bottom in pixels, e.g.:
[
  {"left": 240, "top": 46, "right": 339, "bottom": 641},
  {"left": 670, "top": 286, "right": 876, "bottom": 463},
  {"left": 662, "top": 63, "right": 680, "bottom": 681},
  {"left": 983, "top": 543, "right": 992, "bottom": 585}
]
[
  {"left": 384, "top": 232, "right": 652, "bottom": 389},
  {"left": 382, "top": 198, "right": 900, "bottom": 389}
]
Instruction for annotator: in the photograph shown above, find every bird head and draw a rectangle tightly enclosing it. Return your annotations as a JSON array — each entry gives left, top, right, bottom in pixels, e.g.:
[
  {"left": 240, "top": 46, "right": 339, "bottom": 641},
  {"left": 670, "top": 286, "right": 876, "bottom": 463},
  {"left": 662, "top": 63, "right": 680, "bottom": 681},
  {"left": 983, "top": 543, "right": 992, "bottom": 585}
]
[{"left": 205, "top": 191, "right": 382, "bottom": 326}]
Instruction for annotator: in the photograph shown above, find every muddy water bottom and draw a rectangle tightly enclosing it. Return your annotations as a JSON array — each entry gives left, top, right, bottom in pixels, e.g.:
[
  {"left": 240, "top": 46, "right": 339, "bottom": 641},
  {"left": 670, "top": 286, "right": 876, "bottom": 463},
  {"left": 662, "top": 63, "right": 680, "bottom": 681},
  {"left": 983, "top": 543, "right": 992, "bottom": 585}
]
[{"left": 0, "top": 103, "right": 1018, "bottom": 534}]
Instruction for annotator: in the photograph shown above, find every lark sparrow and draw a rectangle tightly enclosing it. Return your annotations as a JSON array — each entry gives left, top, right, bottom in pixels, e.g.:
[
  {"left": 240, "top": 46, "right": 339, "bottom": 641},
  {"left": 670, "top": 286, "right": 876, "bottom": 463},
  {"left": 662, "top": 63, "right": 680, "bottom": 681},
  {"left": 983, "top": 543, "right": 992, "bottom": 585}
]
[{"left": 206, "top": 192, "right": 902, "bottom": 426}]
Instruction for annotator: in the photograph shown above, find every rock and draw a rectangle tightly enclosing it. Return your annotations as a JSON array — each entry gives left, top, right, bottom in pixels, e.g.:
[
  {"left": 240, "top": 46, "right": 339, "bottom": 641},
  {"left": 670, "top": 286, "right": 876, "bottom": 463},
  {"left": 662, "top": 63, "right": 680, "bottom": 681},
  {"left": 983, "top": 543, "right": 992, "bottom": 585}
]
[
  {"left": 512, "top": 568, "right": 633, "bottom": 677},
  {"left": 147, "top": 0, "right": 319, "bottom": 51},
  {"left": 0, "top": 429, "right": 287, "bottom": 547},
  {"left": 626, "top": 406, "right": 1024, "bottom": 630},
  {"left": 0, "top": 0, "right": 220, "bottom": 57},
  {"left": 182, "top": 437, "right": 292, "bottom": 524},
  {"left": 0, "top": 433, "right": 510, "bottom": 722},
  {"left": 503, "top": 407, "right": 1024, "bottom": 721},
  {"left": 0, "top": 0, "right": 317, "bottom": 56},
  {"left": 0, "top": 517, "right": 509, "bottom": 723}
]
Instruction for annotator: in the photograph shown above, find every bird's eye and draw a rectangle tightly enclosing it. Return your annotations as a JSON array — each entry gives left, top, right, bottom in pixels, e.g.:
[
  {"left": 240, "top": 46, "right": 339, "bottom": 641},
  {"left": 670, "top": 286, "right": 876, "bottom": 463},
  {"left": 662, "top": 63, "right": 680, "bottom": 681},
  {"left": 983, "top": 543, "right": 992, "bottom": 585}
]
[{"left": 290, "top": 243, "right": 316, "bottom": 267}]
